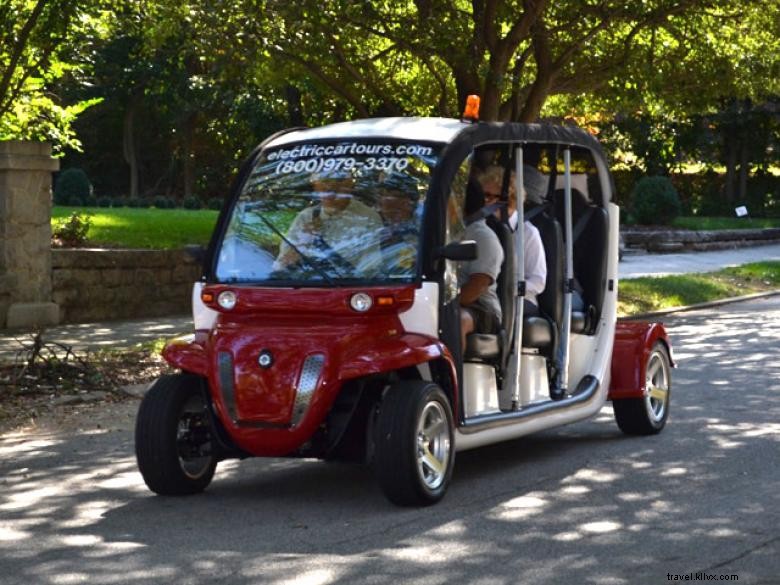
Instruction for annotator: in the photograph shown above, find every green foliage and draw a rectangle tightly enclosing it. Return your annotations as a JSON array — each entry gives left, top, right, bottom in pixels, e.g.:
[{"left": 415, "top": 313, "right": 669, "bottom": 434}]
[
  {"left": 51, "top": 206, "right": 217, "bottom": 249},
  {"left": 97, "top": 196, "right": 112, "bottom": 208},
  {"left": 206, "top": 197, "right": 223, "bottom": 210},
  {"left": 182, "top": 195, "right": 201, "bottom": 210},
  {"left": 631, "top": 176, "right": 682, "bottom": 225},
  {"left": 126, "top": 196, "right": 144, "bottom": 208},
  {"left": 153, "top": 195, "right": 176, "bottom": 209},
  {"left": 54, "top": 168, "right": 93, "bottom": 206},
  {"left": 51, "top": 212, "right": 92, "bottom": 247}
]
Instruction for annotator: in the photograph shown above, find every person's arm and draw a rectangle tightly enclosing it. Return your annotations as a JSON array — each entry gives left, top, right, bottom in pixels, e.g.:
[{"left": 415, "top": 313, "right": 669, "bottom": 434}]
[
  {"left": 524, "top": 223, "right": 547, "bottom": 297},
  {"left": 460, "top": 273, "right": 493, "bottom": 305}
]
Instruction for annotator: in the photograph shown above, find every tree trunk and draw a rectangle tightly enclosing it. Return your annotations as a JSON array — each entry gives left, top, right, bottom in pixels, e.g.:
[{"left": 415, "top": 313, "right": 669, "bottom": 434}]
[
  {"left": 738, "top": 136, "right": 749, "bottom": 203},
  {"left": 285, "top": 85, "right": 304, "bottom": 126},
  {"left": 723, "top": 137, "right": 736, "bottom": 204},
  {"left": 122, "top": 98, "right": 139, "bottom": 199},
  {"left": 182, "top": 113, "right": 195, "bottom": 200}
]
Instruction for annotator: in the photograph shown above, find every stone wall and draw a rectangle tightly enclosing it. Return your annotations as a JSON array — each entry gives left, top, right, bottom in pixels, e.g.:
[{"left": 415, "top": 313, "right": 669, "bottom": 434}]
[
  {"left": 622, "top": 227, "right": 780, "bottom": 253},
  {"left": 52, "top": 249, "right": 201, "bottom": 323}
]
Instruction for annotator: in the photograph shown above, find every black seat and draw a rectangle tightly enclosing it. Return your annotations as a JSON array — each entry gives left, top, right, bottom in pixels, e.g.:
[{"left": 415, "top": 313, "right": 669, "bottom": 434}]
[
  {"left": 464, "top": 215, "right": 515, "bottom": 363},
  {"left": 553, "top": 189, "right": 609, "bottom": 334},
  {"left": 525, "top": 207, "right": 562, "bottom": 356}
]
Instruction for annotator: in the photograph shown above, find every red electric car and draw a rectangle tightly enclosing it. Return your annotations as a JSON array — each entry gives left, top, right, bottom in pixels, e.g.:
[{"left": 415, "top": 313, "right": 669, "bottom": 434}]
[{"left": 135, "top": 114, "right": 673, "bottom": 506}]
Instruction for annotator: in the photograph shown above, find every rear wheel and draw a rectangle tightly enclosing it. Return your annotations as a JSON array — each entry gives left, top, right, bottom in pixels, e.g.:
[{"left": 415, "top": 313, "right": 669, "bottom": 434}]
[
  {"left": 374, "top": 381, "right": 455, "bottom": 506},
  {"left": 614, "top": 342, "right": 671, "bottom": 435},
  {"left": 135, "top": 374, "right": 217, "bottom": 495}
]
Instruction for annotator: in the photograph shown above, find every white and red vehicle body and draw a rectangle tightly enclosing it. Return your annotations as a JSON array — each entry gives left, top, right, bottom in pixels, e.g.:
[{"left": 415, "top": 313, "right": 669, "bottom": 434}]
[{"left": 139, "top": 116, "right": 673, "bottom": 505}]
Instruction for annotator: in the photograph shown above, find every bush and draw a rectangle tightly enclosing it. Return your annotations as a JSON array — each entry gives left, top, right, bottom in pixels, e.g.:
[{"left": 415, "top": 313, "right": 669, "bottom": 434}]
[
  {"left": 183, "top": 195, "right": 202, "bottom": 210},
  {"left": 153, "top": 195, "right": 176, "bottom": 209},
  {"left": 97, "top": 196, "right": 112, "bottom": 208},
  {"left": 54, "top": 168, "right": 93, "bottom": 206},
  {"left": 52, "top": 212, "right": 92, "bottom": 247},
  {"left": 126, "top": 196, "right": 144, "bottom": 208},
  {"left": 207, "top": 197, "right": 224, "bottom": 210},
  {"left": 630, "top": 176, "right": 682, "bottom": 225}
]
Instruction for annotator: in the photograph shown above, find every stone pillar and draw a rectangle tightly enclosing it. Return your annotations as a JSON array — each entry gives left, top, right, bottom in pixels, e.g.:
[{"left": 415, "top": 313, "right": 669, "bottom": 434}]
[{"left": 0, "top": 140, "right": 60, "bottom": 328}]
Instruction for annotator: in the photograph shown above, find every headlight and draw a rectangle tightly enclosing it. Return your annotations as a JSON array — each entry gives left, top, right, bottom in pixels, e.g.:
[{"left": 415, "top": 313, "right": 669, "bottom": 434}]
[
  {"left": 217, "top": 290, "right": 237, "bottom": 310},
  {"left": 349, "top": 292, "right": 372, "bottom": 312}
]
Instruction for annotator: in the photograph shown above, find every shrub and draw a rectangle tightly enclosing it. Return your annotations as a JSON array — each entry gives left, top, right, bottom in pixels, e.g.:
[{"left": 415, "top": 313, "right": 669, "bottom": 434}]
[
  {"left": 126, "top": 196, "right": 144, "bottom": 208},
  {"left": 54, "top": 168, "right": 93, "bottom": 206},
  {"left": 207, "top": 197, "right": 223, "bottom": 210},
  {"left": 153, "top": 195, "right": 176, "bottom": 209},
  {"left": 97, "top": 196, "right": 112, "bottom": 208},
  {"left": 630, "top": 176, "right": 682, "bottom": 225},
  {"left": 183, "top": 195, "right": 202, "bottom": 209},
  {"left": 52, "top": 212, "right": 92, "bottom": 247}
]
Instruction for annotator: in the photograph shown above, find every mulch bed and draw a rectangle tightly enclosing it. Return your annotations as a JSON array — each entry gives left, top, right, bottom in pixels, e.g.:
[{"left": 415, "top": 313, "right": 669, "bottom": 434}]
[{"left": 0, "top": 332, "right": 173, "bottom": 432}]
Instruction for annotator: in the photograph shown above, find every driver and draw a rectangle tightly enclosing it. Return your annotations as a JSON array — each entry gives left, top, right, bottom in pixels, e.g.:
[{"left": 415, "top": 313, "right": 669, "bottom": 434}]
[{"left": 273, "top": 168, "right": 382, "bottom": 274}]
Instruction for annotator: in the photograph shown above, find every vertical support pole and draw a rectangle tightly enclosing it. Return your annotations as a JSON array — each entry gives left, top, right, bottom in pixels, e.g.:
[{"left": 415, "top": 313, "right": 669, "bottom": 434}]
[
  {"left": 509, "top": 146, "right": 525, "bottom": 410},
  {"left": 554, "top": 147, "right": 574, "bottom": 398}
]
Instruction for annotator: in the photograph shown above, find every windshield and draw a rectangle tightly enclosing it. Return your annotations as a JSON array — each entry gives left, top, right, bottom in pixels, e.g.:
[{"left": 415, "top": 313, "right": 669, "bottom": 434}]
[{"left": 215, "top": 139, "right": 441, "bottom": 285}]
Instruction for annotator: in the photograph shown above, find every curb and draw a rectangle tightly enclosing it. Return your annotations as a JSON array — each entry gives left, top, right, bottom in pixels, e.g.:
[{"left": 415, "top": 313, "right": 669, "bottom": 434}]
[{"left": 619, "top": 289, "right": 780, "bottom": 321}]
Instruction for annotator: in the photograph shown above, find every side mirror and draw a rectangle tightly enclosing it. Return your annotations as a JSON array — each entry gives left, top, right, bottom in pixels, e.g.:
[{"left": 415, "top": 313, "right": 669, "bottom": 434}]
[{"left": 437, "top": 240, "right": 477, "bottom": 261}]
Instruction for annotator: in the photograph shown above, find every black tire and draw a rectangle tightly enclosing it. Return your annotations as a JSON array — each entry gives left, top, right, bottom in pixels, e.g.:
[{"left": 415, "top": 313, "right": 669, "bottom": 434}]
[
  {"left": 374, "top": 381, "right": 455, "bottom": 506},
  {"left": 614, "top": 342, "right": 672, "bottom": 435},
  {"left": 135, "top": 374, "right": 217, "bottom": 495}
]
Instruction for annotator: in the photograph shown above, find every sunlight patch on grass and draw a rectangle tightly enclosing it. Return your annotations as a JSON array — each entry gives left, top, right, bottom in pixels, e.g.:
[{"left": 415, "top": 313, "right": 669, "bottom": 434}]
[
  {"left": 52, "top": 207, "right": 218, "bottom": 249},
  {"left": 618, "top": 262, "right": 780, "bottom": 315}
]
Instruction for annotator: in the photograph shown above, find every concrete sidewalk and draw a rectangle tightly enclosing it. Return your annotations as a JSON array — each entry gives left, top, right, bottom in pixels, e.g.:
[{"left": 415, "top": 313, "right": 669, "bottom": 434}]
[
  {"left": 620, "top": 242, "right": 780, "bottom": 278},
  {"left": 2, "top": 243, "right": 780, "bottom": 363}
]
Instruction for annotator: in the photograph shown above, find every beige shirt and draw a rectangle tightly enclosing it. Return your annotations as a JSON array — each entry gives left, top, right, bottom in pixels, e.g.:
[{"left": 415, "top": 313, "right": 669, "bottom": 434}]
[{"left": 275, "top": 198, "right": 383, "bottom": 275}]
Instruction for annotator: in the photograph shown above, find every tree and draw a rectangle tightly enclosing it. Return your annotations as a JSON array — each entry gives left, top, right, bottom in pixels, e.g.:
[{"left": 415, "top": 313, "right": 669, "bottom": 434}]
[
  {"left": 0, "top": 0, "right": 101, "bottom": 149},
  {"left": 252, "top": 0, "right": 779, "bottom": 122}
]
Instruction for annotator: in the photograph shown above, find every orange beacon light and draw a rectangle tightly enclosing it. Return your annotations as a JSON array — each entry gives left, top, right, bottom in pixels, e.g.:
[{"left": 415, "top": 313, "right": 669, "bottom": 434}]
[{"left": 462, "top": 95, "right": 480, "bottom": 121}]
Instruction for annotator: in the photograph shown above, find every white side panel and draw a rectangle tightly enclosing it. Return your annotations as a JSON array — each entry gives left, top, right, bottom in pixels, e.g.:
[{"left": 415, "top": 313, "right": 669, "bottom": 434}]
[
  {"left": 192, "top": 282, "right": 218, "bottom": 331},
  {"left": 399, "top": 282, "right": 439, "bottom": 338},
  {"left": 463, "top": 363, "right": 500, "bottom": 417}
]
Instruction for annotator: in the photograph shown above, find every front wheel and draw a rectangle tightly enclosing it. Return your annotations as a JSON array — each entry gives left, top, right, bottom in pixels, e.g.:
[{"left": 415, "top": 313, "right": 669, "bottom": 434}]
[
  {"left": 135, "top": 374, "right": 218, "bottom": 495},
  {"left": 614, "top": 342, "right": 672, "bottom": 435},
  {"left": 374, "top": 381, "right": 455, "bottom": 506}
]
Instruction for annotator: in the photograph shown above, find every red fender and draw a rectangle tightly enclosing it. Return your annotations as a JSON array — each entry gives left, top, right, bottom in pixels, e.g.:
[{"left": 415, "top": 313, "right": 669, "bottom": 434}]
[
  {"left": 162, "top": 331, "right": 210, "bottom": 377},
  {"left": 609, "top": 320, "right": 674, "bottom": 400}
]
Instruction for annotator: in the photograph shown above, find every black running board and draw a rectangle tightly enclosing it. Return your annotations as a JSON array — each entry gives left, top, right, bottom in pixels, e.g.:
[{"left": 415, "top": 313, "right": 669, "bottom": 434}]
[{"left": 458, "top": 375, "right": 600, "bottom": 434}]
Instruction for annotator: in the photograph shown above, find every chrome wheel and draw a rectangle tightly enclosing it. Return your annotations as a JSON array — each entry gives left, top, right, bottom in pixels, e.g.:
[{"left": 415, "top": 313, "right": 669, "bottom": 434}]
[
  {"left": 416, "top": 401, "right": 451, "bottom": 491},
  {"left": 644, "top": 349, "right": 670, "bottom": 424}
]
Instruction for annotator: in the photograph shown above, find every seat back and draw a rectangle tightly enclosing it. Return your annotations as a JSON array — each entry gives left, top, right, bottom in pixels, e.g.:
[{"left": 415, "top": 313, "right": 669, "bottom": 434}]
[
  {"left": 553, "top": 189, "right": 609, "bottom": 332},
  {"left": 486, "top": 215, "right": 515, "bottom": 369},
  {"left": 528, "top": 207, "right": 563, "bottom": 357}
]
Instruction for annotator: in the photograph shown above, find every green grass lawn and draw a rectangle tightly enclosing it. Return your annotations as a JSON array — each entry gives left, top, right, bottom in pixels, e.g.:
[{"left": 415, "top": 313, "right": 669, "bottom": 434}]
[
  {"left": 670, "top": 216, "right": 780, "bottom": 230},
  {"left": 52, "top": 207, "right": 219, "bottom": 249},
  {"left": 618, "top": 261, "right": 780, "bottom": 316}
]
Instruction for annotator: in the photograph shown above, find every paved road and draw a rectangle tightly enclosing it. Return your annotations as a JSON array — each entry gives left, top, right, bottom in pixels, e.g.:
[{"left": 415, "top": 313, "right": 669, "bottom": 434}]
[{"left": 1, "top": 296, "right": 779, "bottom": 584}]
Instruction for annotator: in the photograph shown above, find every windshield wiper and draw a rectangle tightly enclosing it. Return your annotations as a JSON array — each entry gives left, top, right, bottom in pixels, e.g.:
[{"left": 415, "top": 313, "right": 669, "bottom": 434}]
[{"left": 253, "top": 212, "right": 340, "bottom": 285}]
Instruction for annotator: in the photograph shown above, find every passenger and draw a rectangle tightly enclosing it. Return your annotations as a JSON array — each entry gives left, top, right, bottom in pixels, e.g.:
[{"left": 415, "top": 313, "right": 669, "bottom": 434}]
[
  {"left": 273, "top": 169, "right": 382, "bottom": 274},
  {"left": 376, "top": 174, "right": 419, "bottom": 273},
  {"left": 478, "top": 165, "right": 546, "bottom": 318},
  {"left": 459, "top": 178, "right": 504, "bottom": 349}
]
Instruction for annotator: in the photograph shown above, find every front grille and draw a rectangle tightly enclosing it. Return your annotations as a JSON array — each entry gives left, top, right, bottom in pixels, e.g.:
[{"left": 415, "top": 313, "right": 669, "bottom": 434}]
[
  {"left": 292, "top": 354, "right": 325, "bottom": 426},
  {"left": 217, "top": 351, "right": 238, "bottom": 422}
]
